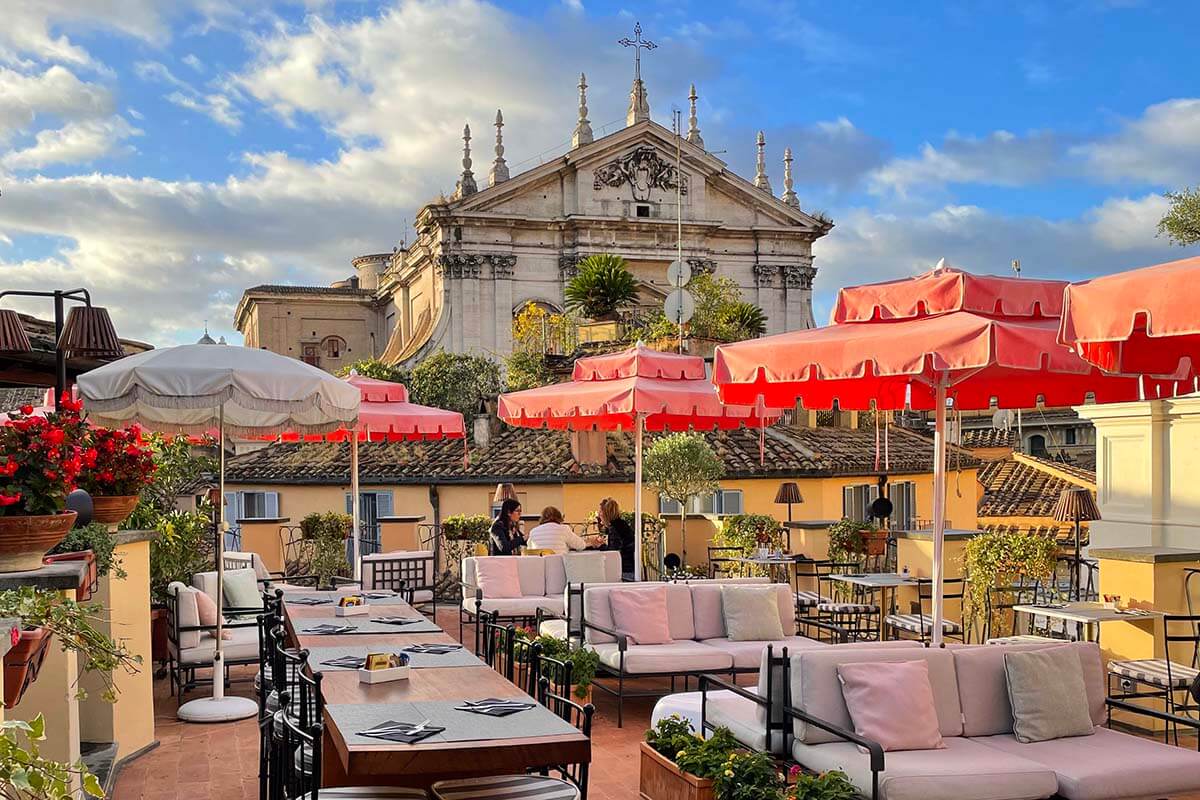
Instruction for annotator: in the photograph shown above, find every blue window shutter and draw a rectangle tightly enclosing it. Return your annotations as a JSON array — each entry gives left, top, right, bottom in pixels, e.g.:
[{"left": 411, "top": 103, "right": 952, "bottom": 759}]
[
  {"left": 225, "top": 492, "right": 239, "bottom": 521},
  {"left": 345, "top": 492, "right": 353, "bottom": 515},
  {"left": 265, "top": 492, "right": 279, "bottom": 519},
  {"left": 376, "top": 491, "right": 393, "bottom": 518}
]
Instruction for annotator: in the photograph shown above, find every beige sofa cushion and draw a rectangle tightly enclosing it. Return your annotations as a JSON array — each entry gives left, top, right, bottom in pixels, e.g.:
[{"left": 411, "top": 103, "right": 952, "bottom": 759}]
[
  {"left": 463, "top": 595, "right": 565, "bottom": 617},
  {"left": 791, "top": 647, "right": 963, "bottom": 744},
  {"left": 589, "top": 641, "right": 733, "bottom": 674},
  {"left": 178, "top": 625, "right": 259, "bottom": 666},
  {"left": 792, "top": 736, "right": 1058, "bottom": 800},
  {"left": 973, "top": 727, "right": 1200, "bottom": 800},
  {"left": 953, "top": 642, "right": 1106, "bottom": 737},
  {"left": 705, "top": 688, "right": 785, "bottom": 755},
  {"left": 515, "top": 556, "right": 546, "bottom": 597},
  {"left": 1004, "top": 647, "right": 1094, "bottom": 743},
  {"left": 690, "top": 582, "right": 796, "bottom": 641},
  {"left": 169, "top": 582, "right": 202, "bottom": 650},
  {"left": 721, "top": 585, "right": 785, "bottom": 641}
]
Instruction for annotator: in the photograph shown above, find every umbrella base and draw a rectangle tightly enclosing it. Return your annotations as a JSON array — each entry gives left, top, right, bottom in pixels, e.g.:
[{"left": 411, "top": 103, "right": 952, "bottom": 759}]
[{"left": 177, "top": 695, "right": 258, "bottom": 723}]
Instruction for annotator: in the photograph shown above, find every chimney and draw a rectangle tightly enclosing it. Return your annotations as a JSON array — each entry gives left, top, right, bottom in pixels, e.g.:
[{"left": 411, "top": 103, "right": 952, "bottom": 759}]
[{"left": 472, "top": 397, "right": 501, "bottom": 449}]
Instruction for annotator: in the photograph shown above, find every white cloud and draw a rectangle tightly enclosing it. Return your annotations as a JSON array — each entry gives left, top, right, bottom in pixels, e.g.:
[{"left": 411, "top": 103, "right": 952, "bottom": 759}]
[
  {"left": 0, "top": 1, "right": 173, "bottom": 67},
  {"left": 1073, "top": 99, "right": 1200, "bottom": 185},
  {"left": 1, "top": 115, "right": 140, "bottom": 169},
  {"left": 182, "top": 53, "right": 206, "bottom": 73},
  {"left": 137, "top": 59, "right": 243, "bottom": 130},
  {"left": 0, "top": 65, "right": 113, "bottom": 139}
]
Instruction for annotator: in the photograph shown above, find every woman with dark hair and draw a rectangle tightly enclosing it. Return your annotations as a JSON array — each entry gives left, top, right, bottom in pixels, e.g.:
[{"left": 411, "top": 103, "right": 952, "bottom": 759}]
[
  {"left": 489, "top": 498, "right": 526, "bottom": 556},
  {"left": 597, "top": 496, "right": 636, "bottom": 580}
]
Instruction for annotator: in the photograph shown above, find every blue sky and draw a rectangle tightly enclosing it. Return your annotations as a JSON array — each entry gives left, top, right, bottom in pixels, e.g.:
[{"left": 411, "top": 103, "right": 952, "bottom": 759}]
[{"left": 0, "top": 0, "right": 1197, "bottom": 345}]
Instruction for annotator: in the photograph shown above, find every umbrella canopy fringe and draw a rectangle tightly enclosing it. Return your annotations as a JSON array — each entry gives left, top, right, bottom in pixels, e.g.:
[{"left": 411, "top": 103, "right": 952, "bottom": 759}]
[{"left": 81, "top": 383, "right": 358, "bottom": 419}]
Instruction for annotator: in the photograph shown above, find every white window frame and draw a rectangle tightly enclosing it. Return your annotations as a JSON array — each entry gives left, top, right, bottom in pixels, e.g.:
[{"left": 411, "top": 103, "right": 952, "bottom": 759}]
[
  {"left": 658, "top": 489, "right": 743, "bottom": 516},
  {"left": 236, "top": 490, "right": 279, "bottom": 520}
]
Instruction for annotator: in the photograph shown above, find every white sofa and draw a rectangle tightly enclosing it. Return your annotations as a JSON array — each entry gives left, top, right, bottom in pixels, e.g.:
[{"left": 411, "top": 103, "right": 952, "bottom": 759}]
[
  {"left": 459, "top": 551, "right": 622, "bottom": 646},
  {"left": 704, "top": 639, "right": 1200, "bottom": 800},
  {"left": 581, "top": 580, "right": 826, "bottom": 726}
]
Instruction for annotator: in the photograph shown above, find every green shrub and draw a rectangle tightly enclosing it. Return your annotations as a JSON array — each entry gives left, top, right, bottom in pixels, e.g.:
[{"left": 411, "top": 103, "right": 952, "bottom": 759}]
[
  {"left": 786, "top": 768, "right": 858, "bottom": 800},
  {"left": 48, "top": 522, "right": 126, "bottom": 579},
  {"left": 645, "top": 715, "right": 698, "bottom": 760},
  {"left": 564, "top": 254, "right": 639, "bottom": 320},
  {"left": 827, "top": 518, "right": 877, "bottom": 565},
  {"left": 299, "top": 512, "right": 350, "bottom": 588},
  {"left": 675, "top": 727, "right": 740, "bottom": 781},
  {"left": 712, "top": 514, "right": 784, "bottom": 577},
  {"left": 149, "top": 509, "right": 214, "bottom": 605},
  {"left": 963, "top": 528, "right": 1059, "bottom": 640},
  {"left": 714, "top": 749, "right": 783, "bottom": 800},
  {"left": 441, "top": 514, "right": 491, "bottom": 541}
]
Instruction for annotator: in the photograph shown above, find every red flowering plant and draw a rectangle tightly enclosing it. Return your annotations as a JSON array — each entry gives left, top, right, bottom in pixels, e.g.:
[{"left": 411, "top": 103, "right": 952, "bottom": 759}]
[
  {"left": 0, "top": 393, "right": 90, "bottom": 517},
  {"left": 75, "top": 424, "right": 156, "bottom": 498}
]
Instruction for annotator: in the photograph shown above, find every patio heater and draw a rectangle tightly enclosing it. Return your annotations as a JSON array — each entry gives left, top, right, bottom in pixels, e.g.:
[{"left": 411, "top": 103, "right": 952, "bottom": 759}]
[
  {"left": 1052, "top": 487, "right": 1101, "bottom": 600},
  {"left": 0, "top": 289, "right": 124, "bottom": 408}
]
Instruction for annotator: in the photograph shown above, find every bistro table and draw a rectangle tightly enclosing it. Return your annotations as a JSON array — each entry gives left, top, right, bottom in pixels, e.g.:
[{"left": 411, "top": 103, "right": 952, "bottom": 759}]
[
  {"left": 1012, "top": 601, "right": 1161, "bottom": 643},
  {"left": 827, "top": 572, "right": 918, "bottom": 640},
  {"left": 284, "top": 594, "right": 590, "bottom": 788},
  {"left": 731, "top": 554, "right": 798, "bottom": 583}
]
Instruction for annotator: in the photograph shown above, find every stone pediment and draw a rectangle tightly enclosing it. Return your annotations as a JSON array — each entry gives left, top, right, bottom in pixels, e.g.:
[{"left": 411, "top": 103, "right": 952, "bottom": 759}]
[{"left": 444, "top": 120, "right": 828, "bottom": 232}]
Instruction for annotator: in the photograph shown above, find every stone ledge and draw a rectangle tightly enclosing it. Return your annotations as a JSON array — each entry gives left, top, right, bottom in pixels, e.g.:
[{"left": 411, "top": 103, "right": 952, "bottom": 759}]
[
  {"left": 0, "top": 560, "right": 89, "bottom": 591},
  {"left": 378, "top": 515, "right": 426, "bottom": 523},
  {"left": 894, "top": 528, "right": 982, "bottom": 541},
  {"left": 1090, "top": 546, "right": 1200, "bottom": 564},
  {"left": 110, "top": 529, "right": 158, "bottom": 546}
]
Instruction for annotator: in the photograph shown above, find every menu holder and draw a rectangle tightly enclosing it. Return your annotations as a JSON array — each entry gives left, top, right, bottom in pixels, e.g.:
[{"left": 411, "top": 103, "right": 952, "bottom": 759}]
[
  {"left": 336, "top": 595, "right": 370, "bottom": 617},
  {"left": 359, "top": 651, "right": 410, "bottom": 684}
]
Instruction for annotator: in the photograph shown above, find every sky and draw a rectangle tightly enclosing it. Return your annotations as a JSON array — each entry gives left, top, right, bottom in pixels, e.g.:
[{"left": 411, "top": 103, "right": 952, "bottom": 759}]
[{"left": 0, "top": 0, "right": 1198, "bottom": 346}]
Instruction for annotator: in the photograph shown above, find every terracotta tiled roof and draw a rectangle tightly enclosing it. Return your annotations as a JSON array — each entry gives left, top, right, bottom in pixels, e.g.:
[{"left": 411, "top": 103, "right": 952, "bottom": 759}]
[
  {"left": 244, "top": 284, "right": 373, "bottom": 298},
  {"left": 225, "top": 423, "right": 979, "bottom": 486},
  {"left": 959, "top": 427, "right": 1018, "bottom": 449},
  {"left": 0, "top": 387, "right": 48, "bottom": 411},
  {"left": 978, "top": 454, "right": 1096, "bottom": 519},
  {"left": 981, "top": 523, "right": 1083, "bottom": 545}
]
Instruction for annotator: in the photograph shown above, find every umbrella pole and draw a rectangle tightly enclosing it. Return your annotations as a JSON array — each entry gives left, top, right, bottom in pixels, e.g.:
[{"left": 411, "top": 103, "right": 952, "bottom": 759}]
[
  {"left": 351, "top": 436, "right": 361, "bottom": 583},
  {"left": 214, "top": 404, "right": 226, "bottom": 700},
  {"left": 931, "top": 376, "right": 948, "bottom": 648},
  {"left": 634, "top": 414, "right": 644, "bottom": 582}
]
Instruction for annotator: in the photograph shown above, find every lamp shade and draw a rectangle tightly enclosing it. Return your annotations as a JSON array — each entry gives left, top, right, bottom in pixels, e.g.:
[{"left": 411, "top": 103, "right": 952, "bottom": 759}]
[
  {"left": 774, "top": 481, "right": 803, "bottom": 505},
  {"left": 493, "top": 482, "right": 518, "bottom": 504},
  {"left": 58, "top": 305, "right": 124, "bottom": 357},
  {"left": 0, "top": 309, "right": 32, "bottom": 354},
  {"left": 1052, "top": 487, "right": 1101, "bottom": 523}
]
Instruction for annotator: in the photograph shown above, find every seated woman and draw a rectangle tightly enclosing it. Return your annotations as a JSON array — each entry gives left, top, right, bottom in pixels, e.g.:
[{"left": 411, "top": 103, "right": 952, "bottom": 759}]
[
  {"left": 597, "top": 496, "right": 636, "bottom": 581},
  {"left": 488, "top": 498, "right": 526, "bottom": 556},
  {"left": 526, "top": 506, "right": 588, "bottom": 554}
]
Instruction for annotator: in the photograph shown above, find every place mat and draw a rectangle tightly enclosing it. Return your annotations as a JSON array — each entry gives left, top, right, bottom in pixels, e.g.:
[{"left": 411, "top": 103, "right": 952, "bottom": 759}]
[
  {"left": 404, "top": 643, "right": 463, "bottom": 656},
  {"left": 327, "top": 700, "right": 579, "bottom": 746},
  {"left": 306, "top": 645, "right": 482, "bottom": 671},
  {"left": 356, "top": 719, "right": 444, "bottom": 745},
  {"left": 298, "top": 617, "right": 441, "bottom": 636},
  {"left": 300, "top": 624, "right": 358, "bottom": 635},
  {"left": 286, "top": 596, "right": 332, "bottom": 606}
]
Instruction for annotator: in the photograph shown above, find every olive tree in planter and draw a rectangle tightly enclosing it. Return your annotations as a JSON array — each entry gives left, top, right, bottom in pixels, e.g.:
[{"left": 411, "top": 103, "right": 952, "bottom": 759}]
[{"left": 644, "top": 433, "right": 723, "bottom": 568}]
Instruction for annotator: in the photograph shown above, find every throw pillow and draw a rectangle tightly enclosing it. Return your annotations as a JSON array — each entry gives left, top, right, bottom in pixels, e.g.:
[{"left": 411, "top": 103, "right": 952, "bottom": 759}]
[
  {"left": 609, "top": 585, "right": 673, "bottom": 645},
  {"left": 475, "top": 557, "right": 523, "bottom": 599},
  {"left": 720, "top": 585, "right": 785, "bottom": 642},
  {"left": 194, "top": 590, "right": 232, "bottom": 641},
  {"left": 837, "top": 660, "right": 946, "bottom": 751},
  {"left": 1004, "top": 647, "right": 1095, "bottom": 743},
  {"left": 222, "top": 568, "right": 262, "bottom": 610},
  {"left": 563, "top": 553, "right": 608, "bottom": 585},
  {"left": 171, "top": 583, "right": 201, "bottom": 649}
]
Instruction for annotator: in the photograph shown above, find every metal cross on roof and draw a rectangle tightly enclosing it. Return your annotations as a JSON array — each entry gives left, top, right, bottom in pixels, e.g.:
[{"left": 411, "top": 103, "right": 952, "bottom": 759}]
[{"left": 619, "top": 22, "right": 656, "bottom": 82}]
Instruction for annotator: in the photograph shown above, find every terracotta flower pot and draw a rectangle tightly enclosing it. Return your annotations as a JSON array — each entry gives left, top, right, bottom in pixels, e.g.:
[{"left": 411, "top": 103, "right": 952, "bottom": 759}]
[
  {"left": 0, "top": 511, "right": 77, "bottom": 572},
  {"left": 3, "top": 626, "right": 52, "bottom": 709},
  {"left": 43, "top": 549, "right": 98, "bottom": 601},
  {"left": 91, "top": 495, "right": 140, "bottom": 525},
  {"left": 639, "top": 742, "right": 714, "bottom": 800},
  {"left": 863, "top": 529, "right": 889, "bottom": 557}
]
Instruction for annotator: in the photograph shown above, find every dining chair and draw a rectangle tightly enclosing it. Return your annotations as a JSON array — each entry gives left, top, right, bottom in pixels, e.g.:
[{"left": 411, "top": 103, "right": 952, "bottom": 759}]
[
  {"left": 884, "top": 577, "right": 965, "bottom": 644},
  {"left": 815, "top": 562, "right": 880, "bottom": 641},
  {"left": 480, "top": 612, "right": 514, "bottom": 680},
  {"left": 533, "top": 651, "right": 575, "bottom": 714},
  {"left": 1108, "top": 614, "right": 1200, "bottom": 747}
]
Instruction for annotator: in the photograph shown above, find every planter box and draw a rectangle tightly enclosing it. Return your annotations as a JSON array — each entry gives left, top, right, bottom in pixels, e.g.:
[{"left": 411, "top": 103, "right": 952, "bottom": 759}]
[
  {"left": 0, "top": 511, "right": 76, "bottom": 572},
  {"left": 639, "top": 741, "right": 714, "bottom": 800},
  {"left": 863, "top": 530, "right": 889, "bottom": 556},
  {"left": 43, "top": 549, "right": 98, "bottom": 602},
  {"left": 4, "top": 627, "right": 52, "bottom": 709},
  {"left": 91, "top": 495, "right": 140, "bottom": 525}
]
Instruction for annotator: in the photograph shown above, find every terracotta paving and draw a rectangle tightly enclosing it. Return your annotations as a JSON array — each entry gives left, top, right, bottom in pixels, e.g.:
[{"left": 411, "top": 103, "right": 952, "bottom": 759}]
[{"left": 112, "top": 606, "right": 1200, "bottom": 800}]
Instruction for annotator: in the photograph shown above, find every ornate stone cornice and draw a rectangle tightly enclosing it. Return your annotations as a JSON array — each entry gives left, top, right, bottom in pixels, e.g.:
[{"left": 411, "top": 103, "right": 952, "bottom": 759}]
[
  {"left": 752, "top": 263, "right": 777, "bottom": 287},
  {"left": 781, "top": 264, "right": 816, "bottom": 290},
  {"left": 593, "top": 146, "right": 688, "bottom": 201},
  {"left": 559, "top": 255, "right": 581, "bottom": 280},
  {"left": 686, "top": 257, "right": 717, "bottom": 277},
  {"left": 437, "top": 252, "right": 516, "bottom": 279},
  {"left": 486, "top": 254, "right": 516, "bottom": 278}
]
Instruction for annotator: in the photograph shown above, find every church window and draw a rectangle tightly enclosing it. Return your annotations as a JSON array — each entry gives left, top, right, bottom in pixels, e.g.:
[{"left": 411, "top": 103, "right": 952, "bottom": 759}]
[
  {"left": 322, "top": 336, "right": 347, "bottom": 359},
  {"left": 301, "top": 345, "right": 320, "bottom": 368},
  {"left": 635, "top": 203, "right": 651, "bottom": 218},
  {"left": 453, "top": 226, "right": 462, "bottom": 242}
]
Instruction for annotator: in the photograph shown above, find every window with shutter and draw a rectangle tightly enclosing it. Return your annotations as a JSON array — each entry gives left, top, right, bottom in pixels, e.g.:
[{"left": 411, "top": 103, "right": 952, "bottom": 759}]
[
  {"left": 375, "top": 491, "right": 394, "bottom": 519},
  {"left": 720, "top": 490, "right": 743, "bottom": 515},
  {"left": 265, "top": 492, "right": 279, "bottom": 519},
  {"left": 660, "top": 497, "right": 682, "bottom": 515}
]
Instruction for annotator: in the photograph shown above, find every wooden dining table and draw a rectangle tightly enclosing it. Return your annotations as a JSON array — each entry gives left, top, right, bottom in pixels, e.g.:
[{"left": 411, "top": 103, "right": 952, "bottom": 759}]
[{"left": 284, "top": 594, "right": 591, "bottom": 789}]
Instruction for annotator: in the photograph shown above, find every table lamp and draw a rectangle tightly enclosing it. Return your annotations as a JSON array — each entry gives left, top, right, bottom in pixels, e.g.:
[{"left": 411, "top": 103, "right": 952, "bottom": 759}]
[
  {"left": 1052, "top": 487, "right": 1101, "bottom": 601},
  {"left": 774, "top": 481, "right": 803, "bottom": 522}
]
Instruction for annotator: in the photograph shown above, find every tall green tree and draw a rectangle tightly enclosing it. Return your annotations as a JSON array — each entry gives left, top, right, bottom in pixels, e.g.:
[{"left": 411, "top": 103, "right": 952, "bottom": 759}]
[
  {"left": 564, "top": 254, "right": 639, "bottom": 319},
  {"left": 408, "top": 350, "right": 502, "bottom": 421},
  {"left": 335, "top": 358, "right": 409, "bottom": 383},
  {"left": 1159, "top": 187, "right": 1200, "bottom": 246},
  {"left": 643, "top": 432, "right": 723, "bottom": 566}
]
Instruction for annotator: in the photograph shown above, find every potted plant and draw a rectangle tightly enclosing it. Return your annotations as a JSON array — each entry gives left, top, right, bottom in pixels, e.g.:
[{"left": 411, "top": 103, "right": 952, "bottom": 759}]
[
  {"left": 963, "top": 528, "right": 1059, "bottom": 641},
  {"left": 0, "top": 397, "right": 89, "bottom": 572},
  {"left": 518, "top": 630, "right": 601, "bottom": 704},
  {"left": 44, "top": 522, "right": 127, "bottom": 602},
  {"left": 565, "top": 254, "right": 639, "bottom": 333},
  {"left": 785, "top": 767, "right": 857, "bottom": 800},
  {"left": 640, "top": 716, "right": 738, "bottom": 800},
  {"left": 298, "top": 512, "right": 351, "bottom": 589},
  {"left": 148, "top": 508, "right": 214, "bottom": 663},
  {"left": 713, "top": 750, "right": 784, "bottom": 800},
  {"left": 76, "top": 425, "right": 156, "bottom": 525},
  {"left": 827, "top": 518, "right": 882, "bottom": 565},
  {"left": 0, "top": 713, "right": 105, "bottom": 797},
  {"left": 0, "top": 586, "right": 142, "bottom": 704},
  {"left": 3, "top": 623, "right": 52, "bottom": 709}
]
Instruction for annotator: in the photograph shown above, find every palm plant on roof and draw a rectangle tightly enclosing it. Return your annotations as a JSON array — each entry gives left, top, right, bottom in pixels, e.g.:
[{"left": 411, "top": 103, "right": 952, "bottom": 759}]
[{"left": 564, "top": 254, "right": 639, "bottom": 320}]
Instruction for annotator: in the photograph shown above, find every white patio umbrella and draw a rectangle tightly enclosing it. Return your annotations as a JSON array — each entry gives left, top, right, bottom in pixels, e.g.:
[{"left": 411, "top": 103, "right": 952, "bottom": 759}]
[{"left": 77, "top": 342, "right": 359, "bottom": 722}]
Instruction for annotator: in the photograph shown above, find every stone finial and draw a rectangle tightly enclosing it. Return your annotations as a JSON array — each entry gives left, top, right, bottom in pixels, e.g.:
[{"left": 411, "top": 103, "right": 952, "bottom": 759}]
[
  {"left": 686, "top": 83, "right": 704, "bottom": 148},
  {"left": 782, "top": 146, "right": 799, "bottom": 207},
  {"left": 452, "top": 123, "right": 477, "bottom": 200},
  {"left": 572, "top": 73, "right": 594, "bottom": 147},
  {"left": 489, "top": 109, "right": 509, "bottom": 186},
  {"left": 754, "top": 130, "right": 771, "bottom": 193},
  {"left": 627, "top": 77, "right": 650, "bottom": 126}
]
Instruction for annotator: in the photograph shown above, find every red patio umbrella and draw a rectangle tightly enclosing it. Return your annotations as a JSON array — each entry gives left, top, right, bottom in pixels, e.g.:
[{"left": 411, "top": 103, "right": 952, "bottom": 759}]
[
  {"left": 1058, "top": 256, "right": 1200, "bottom": 380},
  {"left": 713, "top": 265, "right": 1147, "bottom": 644},
  {"left": 499, "top": 343, "right": 780, "bottom": 580}
]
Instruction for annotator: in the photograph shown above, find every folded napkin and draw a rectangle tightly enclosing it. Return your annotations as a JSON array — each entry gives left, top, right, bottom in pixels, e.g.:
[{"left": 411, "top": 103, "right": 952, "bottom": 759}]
[
  {"left": 288, "top": 597, "right": 332, "bottom": 606},
  {"left": 356, "top": 720, "right": 444, "bottom": 744},
  {"left": 453, "top": 698, "right": 535, "bottom": 717},
  {"left": 302, "top": 624, "right": 356, "bottom": 635},
  {"left": 319, "top": 656, "right": 365, "bottom": 669},
  {"left": 404, "top": 644, "right": 463, "bottom": 655},
  {"left": 374, "top": 617, "right": 424, "bottom": 626}
]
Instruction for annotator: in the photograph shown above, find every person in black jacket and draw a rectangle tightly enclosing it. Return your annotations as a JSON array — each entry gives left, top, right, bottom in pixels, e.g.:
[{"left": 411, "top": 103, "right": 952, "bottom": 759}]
[
  {"left": 489, "top": 498, "right": 526, "bottom": 556},
  {"left": 598, "top": 496, "right": 636, "bottom": 580}
]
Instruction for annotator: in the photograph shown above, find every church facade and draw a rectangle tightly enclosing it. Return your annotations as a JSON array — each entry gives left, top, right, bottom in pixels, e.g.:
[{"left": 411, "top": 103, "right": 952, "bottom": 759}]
[{"left": 234, "top": 70, "right": 832, "bottom": 373}]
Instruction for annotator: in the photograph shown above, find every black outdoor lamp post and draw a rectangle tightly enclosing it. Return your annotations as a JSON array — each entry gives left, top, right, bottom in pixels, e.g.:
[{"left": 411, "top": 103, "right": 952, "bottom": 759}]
[{"left": 0, "top": 288, "right": 124, "bottom": 409}]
